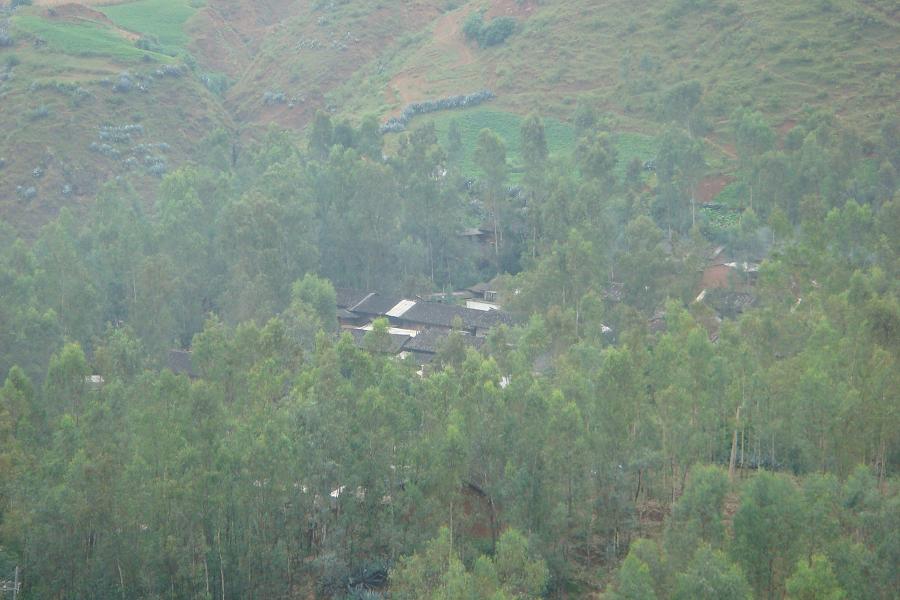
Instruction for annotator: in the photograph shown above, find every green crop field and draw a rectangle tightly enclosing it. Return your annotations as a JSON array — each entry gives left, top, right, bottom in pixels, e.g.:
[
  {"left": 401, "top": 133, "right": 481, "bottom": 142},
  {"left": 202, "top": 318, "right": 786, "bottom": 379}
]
[
  {"left": 11, "top": 15, "right": 169, "bottom": 62},
  {"left": 426, "top": 107, "right": 575, "bottom": 176},
  {"left": 100, "top": 0, "right": 199, "bottom": 53},
  {"left": 397, "top": 106, "right": 658, "bottom": 182}
]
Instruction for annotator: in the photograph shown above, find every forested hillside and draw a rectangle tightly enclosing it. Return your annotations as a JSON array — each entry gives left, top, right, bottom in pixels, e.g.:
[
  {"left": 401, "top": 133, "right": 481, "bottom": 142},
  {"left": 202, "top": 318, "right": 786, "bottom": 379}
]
[{"left": 0, "top": 0, "right": 898, "bottom": 598}]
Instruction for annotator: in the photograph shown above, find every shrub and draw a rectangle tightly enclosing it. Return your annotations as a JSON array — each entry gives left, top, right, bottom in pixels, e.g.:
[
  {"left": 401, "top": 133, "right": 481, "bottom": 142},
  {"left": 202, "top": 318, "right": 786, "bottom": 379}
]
[
  {"left": 201, "top": 72, "right": 230, "bottom": 95},
  {"left": 262, "top": 90, "right": 287, "bottom": 105},
  {"left": 157, "top": 64, "right": 186, "bottom": 77},
  {"left": 480, "top": 16, "right": 516, "bottom": 46},
  {"left": 27, "top": 105, "right": 50, "bottom": 121},
  {"left": 135, "top": 36, "right": 163, "bottom": 53},
  {"left": 113, "top": 72, "right": 133, "bottom": 93},
  {"left": 16, "top": 186, "right": 36, "bottom": 199},
  {"left": 463, "top": 12, "right": 516, "bottom": 47},
  {"left": 463, "top": 11, "right": 484, "bottom": 41},
  {"left": 11, "top": 0, "right": 32, "bottom": 8},
  {"left": 98, "top": 123, "right": 144, "bottom": 143},
  {"left": 381, "top": 90, "right": 495, "bottom": 133},
  {"left": 0, "top": 32, "right": 12, "bottom": 48}
]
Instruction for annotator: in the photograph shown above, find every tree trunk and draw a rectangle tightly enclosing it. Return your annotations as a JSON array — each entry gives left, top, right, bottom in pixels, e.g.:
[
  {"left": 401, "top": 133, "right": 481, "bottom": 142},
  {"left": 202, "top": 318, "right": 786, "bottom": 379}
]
[{"left": 729, "top": 406, "right": 741, "bottom": 480}]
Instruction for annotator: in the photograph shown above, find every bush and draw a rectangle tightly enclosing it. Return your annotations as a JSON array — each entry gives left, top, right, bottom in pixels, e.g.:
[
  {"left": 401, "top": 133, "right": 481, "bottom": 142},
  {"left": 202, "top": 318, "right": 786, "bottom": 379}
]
[
  {"left": 0, "top": 32, "right": 12, "bottom": 48},
  {"left": 262, "top": 90, "right": 286, "bottom": 105},
  {"left": 463, "top": 12, "right": 516, "bottom": 47},
  {"left": 463, "top": 11, "right": 484, "bottom": 41},
  {"left": 27, "top": 105, "right": 50, "bottom": 121},
  {"left": 11, "top": 0, "right": 32, "bottom": 8},
  {"left": 480, "top": 16, "right": 516, "bottom": 46},
  {"left": 200, "top": 72, "right": 230, "bottom": 95},
  {"left": 98, "top": 123, "right": 144, "bottom": 143},
  {"left": 135, "top": 36, "right": 163, "bottom": 53},
  {"left": 381, "top": 89, "right": 495, "bottom": 133},
  {"left": 113, "top": 72, "right": 133, "bottom": 93},
  {"left": 16, "top": 185, "right": 36, "bottom": 200}
]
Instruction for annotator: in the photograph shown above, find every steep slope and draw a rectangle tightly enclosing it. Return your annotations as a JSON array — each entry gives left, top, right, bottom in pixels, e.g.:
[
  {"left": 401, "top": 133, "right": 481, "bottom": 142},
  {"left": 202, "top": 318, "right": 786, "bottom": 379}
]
[
  {"left": 0, "top": 0, "right": 897, "bottom": 234},
  {"left": 0, "top": 0, "right": 232, "bottom": 233}
]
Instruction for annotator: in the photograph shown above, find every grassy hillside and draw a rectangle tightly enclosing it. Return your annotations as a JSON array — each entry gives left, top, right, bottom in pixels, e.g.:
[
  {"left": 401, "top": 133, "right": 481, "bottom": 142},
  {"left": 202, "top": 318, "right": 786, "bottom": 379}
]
[
  {"left": 0, "top": 0, "right": 897, "bottom": 232},
  {"left": 0, "top": 1, "right": 230, "bottom": 233},
  {"left": 100, "top": 0, "right": 198, "bottom": 53}
]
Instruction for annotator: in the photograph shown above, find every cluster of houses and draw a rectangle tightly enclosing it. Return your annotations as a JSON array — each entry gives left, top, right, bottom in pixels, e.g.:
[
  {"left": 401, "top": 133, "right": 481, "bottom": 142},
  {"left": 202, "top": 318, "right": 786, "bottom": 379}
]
[
  {"left": 336, "top": 284, "right": 512, "bottom": 368},
  {"left": 164, "top": 283, "right": 512, "bottom": 379},
  {"left": 162, "top": 240, "right": 766, "bottom": 378}
]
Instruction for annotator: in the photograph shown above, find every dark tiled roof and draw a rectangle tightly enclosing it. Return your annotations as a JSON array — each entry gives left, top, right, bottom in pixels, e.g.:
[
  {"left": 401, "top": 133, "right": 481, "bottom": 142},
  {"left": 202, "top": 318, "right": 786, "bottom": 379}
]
[
  {"left": 472, "top": 310, "right": 514, "bottom": 329},
  {"left": 406, "top": 351, "right": 436, "bottom": 364},
  {"left": 349, "top": 293, "right": 403, "bottom": 315},
  {"left": 337, "top": 308, "right": 364, "bottom": 320},
  {"left": 706, "top": 290, "right": 756, "bottom": 317},
  {"left": 348, "top": 329, "right": 410, "bottom": 354},
  {"left": 335, "top": 288, "right": 372, "bottom": 309},
  {"left": 168, "top": 349, "right": 195, "bottom": 377},
  {"left": 466, "top": 281, "right": 494, "bottom": 294},
  {"left": 402, "top": 329, "right": 485, "bottom": 354},
  {"left": 399, "top": 302, "right": 478, "bottom": 329}
]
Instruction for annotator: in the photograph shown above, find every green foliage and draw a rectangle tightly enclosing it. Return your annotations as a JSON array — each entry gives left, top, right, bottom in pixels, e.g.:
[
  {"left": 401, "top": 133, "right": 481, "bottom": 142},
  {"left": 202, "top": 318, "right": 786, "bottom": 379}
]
[
  {"left": 463, "top": 12, "right": 517, "bottom": 48},
  {"left": 0, "top": 38, "right": 899, "bottom": 596},
  {"left": 10, "top": 15, "right": 170, "bottom": 61},
  {"left": 785, "top": 555, "right": 845, "bottom": 600},
  {"left": 391, "top": 527, "right": 547, "bottom": 600},
  {"left": 674, "top": 546, "right": 751, "bottom": 600},
  {"left": 665, "top": 466, "right": 729, "bottom": 564},
  {"left": 732, "top": 472, "right": 803, "bottom": 599},
  {"left": 609, "top": 553, "right": 658, "bottom": 600},
  {"left": 100, "top": 0, "right": 198, "bottom": 54},
  {"left": 420, "top": 107, "right": 574, "bottom": 179}
]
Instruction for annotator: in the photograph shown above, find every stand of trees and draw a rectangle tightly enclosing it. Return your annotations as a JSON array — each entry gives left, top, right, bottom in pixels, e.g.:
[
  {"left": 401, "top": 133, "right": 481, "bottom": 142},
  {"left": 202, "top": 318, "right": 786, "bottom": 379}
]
[{"left": 0, "top": 102, "right": 898, "bottom": 597}]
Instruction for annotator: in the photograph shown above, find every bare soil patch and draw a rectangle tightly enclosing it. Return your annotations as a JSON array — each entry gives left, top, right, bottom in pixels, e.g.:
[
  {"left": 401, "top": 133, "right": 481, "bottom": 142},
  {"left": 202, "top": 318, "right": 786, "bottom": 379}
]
[
  {"left": 696, "top": 174, "right": 733, "bottom": 204},
  {"left": 387, "top": 5, "right": 479, "bottom": 109},
  {"left": 706, "top": 135, "right": 737, "bottom": 160},
  {"left": 385, "top": 0, "right": 534, "bottom": 111}
]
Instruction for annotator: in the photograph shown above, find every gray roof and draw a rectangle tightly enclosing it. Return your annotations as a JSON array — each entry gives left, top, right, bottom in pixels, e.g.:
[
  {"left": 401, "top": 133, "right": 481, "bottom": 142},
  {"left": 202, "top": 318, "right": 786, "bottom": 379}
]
[
  {"left": 337, "top": 290, "right": 516, "bottom": 335},
  {"left": 335, "top": 288, "right": 372, "bottom": 309},
  {"left": 466, "top": 281, "right": 495, "bottom": 294},
  {"left": 348, "top": 329, "right": 411, "bottom": 354},
  {"left": 349, "top": 293, "right": 404, "bottom": 315},
  {"left": 706, "top": 290, "right": 756, "bottom": 317},
  {"left": 398, "top": 302, "right": 476, "bottom": 329},
  {"left": 337, "top": 308, "right": 362, "bottom": 320},
  {"left": 402, "top": 329, "right": 485, "bottom": 354},
  {"left": 472, "top": 310, "right": 514, "bottom": 329}
]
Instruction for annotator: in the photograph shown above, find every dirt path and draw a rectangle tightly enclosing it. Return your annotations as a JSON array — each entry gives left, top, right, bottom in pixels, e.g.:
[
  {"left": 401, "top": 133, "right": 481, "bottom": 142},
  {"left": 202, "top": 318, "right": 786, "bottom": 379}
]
[
  {"left": 387, "top": 4, "right": 479, "bottom": 109},
  {"left": 705, "top": 135, "right": 738, "bottom": 160},
  {"left": 434, "top": 6, "right": 475, "bottom": 68}
]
